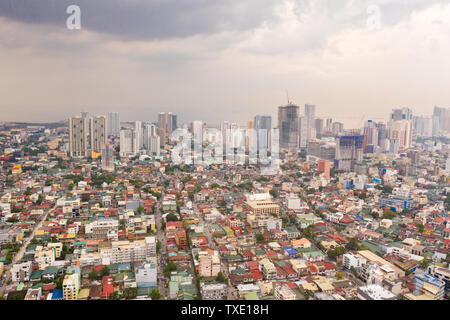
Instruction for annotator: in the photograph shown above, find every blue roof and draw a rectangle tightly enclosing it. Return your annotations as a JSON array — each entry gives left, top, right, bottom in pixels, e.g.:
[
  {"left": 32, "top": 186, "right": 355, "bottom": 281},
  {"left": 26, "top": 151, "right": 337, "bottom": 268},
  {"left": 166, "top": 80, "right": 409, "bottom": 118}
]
[{"left": 52, "top": 289, "right": 63, "bottom": 300}]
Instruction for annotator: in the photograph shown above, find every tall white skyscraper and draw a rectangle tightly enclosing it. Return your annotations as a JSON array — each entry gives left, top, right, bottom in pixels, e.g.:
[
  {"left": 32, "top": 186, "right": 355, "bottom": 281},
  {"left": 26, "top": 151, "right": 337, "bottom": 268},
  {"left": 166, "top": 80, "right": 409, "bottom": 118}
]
[
  {"left": 143, "top": 123, "right": 160, "bottom": 156},
  {"left": 304, "top": 104, "right": 316, "bottom": 141},
  {"left": 120, "top": 129, "right": 135, "bottom": 157},
  {"left": 107, "top": 112, "right": 120, "bottom": 136},
  {"left": 298, "top": 116, "right": 308, "bottom": 148},
  {"left": 134, "top": 121, "right": 143, "bottom": 153}
]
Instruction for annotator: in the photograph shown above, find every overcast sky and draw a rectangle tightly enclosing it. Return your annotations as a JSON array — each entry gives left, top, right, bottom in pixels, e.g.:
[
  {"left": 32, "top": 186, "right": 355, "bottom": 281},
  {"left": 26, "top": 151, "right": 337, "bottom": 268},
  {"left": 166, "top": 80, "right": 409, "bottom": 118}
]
[{"left": 0, "top": 0, "right": 449, "bottom": 128}]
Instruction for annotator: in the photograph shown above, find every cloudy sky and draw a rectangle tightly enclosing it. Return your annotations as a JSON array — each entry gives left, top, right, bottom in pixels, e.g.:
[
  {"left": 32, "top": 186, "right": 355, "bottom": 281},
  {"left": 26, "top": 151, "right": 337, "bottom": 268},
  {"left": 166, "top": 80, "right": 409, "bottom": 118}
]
[{"left": 0, "top": 0, "right": 449, "bottom": 128}]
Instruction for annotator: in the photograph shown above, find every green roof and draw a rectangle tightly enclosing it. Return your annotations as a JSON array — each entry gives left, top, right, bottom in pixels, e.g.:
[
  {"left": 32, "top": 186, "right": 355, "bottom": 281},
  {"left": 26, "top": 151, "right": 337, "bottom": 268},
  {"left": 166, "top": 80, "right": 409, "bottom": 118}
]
[{"left": 243, "top": 292, "right": 260, "bottom": 300}]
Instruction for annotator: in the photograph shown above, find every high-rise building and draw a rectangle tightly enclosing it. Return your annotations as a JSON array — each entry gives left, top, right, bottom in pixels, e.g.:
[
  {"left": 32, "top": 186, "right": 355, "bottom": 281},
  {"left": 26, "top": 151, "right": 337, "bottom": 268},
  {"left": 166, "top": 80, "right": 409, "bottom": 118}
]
[
  {"left": 298, "top": 116, "right": 308, "bottom": 148},
  {"left": 363, "top": 120, "right": 379, "bottom": 153},
  {"left": 432, "top": 106, "right": 450, "bottom": 136},
  {"left": 336, "top": 135, "right": 364, "bottom": 171},
  {"left": 332, "top": 122, "right": 344, "bottom": 135},
  {"left": 107, "top": 112, "right": 120, "bottom": 136},
  {"left": 120, "top": 129, "right": 135, "bottom": 157},
  {"left": 158, "top": 112, "right": 178, "bottom": 146},
  {"left": 254, "top": 115, "right": 272, "bottom": 153},
  {"left": 278, "top": 104, "right": 299, "bottom": 151},
  {"left": 69, "top": 114, "right": 89, "bottom": 157},
  {"left": 101, "top": 143, "right": 115, "bottom": 172},
  {"left": 325, "top": 118, "right": 333, "bottom": 133},
  {"left": 305, "top": 104, "right": 316, "bottom": 140},
  {"left": 315, "top": 118, "right": 324, "bottom": 136},
  {"left": 90, "top": 116, "right": 107, "bottom": 154},
  {"left": 413, "top": 116, "right": 433, "bottom": 137},
  {"left": 391, "top": 108, "right": 413, "bottom": 121},
  {"left": 143, "top": 123, "right": 160, "bottom": 156},
  {"left": 390, "top": 120, "right": 413, "bottom": 152},
  {"left": 134, "top": 121, "right": 143, "bottom": 152}
]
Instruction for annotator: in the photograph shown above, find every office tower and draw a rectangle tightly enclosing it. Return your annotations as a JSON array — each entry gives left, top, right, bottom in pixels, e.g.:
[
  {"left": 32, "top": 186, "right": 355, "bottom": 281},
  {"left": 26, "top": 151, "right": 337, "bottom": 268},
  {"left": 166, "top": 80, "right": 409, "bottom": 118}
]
[
  {"left": 134, "top": 121, "right": 143, "bottom": 153},
  {"left": 363, "top": 120, "right": 379, "bottom": 153},
  {"left": 90, "top": 116, "right": 107, "bottom": 154},
  {"left": 413, "top": 116, "right": 433, "bottom": 137},
  {"left": 432, "top": 106, "right": 450, "bottom": 136},
  {"left": 315, "top": 118, "right": 324, "bottom": 136},
  {"left": 390, "top": 120, "right": 413, "bottom": 152},
  {"left": 278, "top": 104, "right": 299, "bottom": 151},
  {"left": 107, "top": 112, "right": 120, "bottom": 136},
  {"left": 101, "top": 143, "right": 115, "bottom": 172},
  {"left": 332, "top": 122, "right": 344, "bottom": 135},
  {"left": 391, "top": 108, "right": 413, "bottom": 121},
  {"left": 157, "top": 112, "right": 178, "bottom": 146},
  {"left": 69, "top": 114, "right": 89, "bottom": 157},
  {"left": 120, "top": 129, "right": 135, "bottom": 157},
  {"left": 325, "top": 118, "right": 333, "bottom": 133},
  {"left": 336, "top": 135, "right": 364, "bottom": 171},
  {"left": 304, "top": 104, "right": 316, "bottom": 140},
  {"left": 298, "top": 116, "right": 308, "bottom": 148},
  {"left": 158, "top": 112, "right": 167, "bottom": 146},
  {"left": 191, "top": 121, "right": 205, "bottom": 164},
  {"left": 143, "top": 123, "right": 160, "bottom": 156},
  {"left": 254, "top": 115, "right": 272, "bottom": 153}
]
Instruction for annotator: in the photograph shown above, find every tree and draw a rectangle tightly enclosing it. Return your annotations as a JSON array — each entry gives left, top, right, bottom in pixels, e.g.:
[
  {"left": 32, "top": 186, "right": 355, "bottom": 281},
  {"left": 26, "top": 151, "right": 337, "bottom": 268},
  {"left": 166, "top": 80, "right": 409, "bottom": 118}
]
[
  {"left": 383, "top": 210, "right": 396, "bottom": 219},
  {"left": 156, "top": 240, "right": 161, "bottom": 253},
  {"left": 150, "top": 289, "right": 161, "bottom": 300},
  {"left": 166, "top": 213, "right": 178, "bottom": 222},
  {"left": 255, "top": 233, "right": 265, "bottom": 243},
  {"left": 269, "top": 189, "right": 278, "bottom": 198},
  {"left": 216, "top": 272, "right": 228, "bottom": 283},
  {"left": 346, "top": 237, "right": 360, "bottom": 251},
  {"left": 420, "top": 258, "right": 431, "bottom": 269},
  {"left": 336, "top": 272, "right": 345, "bottom": 280},
  {"left": 100, "top": 266, "right": 110, "bottom": 277},
  {"left": 88, "top": 270, "right": 98, "bottom": 280},
  {"left": 110, "top": 291, "right": 120, "bottom": 300},
  {"left": 164, "top": 261, "right": 177, "bottom": 277},
  {"left": 124, "top": 287, "right": 137, "bottom": 299},
  {"left": 416, "top": 223, "right": 425, "bottom": 233}
]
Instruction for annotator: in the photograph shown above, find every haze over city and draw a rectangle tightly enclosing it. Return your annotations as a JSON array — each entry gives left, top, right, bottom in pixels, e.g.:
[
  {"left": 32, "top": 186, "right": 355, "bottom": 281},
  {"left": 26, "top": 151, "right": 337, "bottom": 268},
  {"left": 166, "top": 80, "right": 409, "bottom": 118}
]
[{"left": 1, "top": 0, "right": 450, "bottom": 127}]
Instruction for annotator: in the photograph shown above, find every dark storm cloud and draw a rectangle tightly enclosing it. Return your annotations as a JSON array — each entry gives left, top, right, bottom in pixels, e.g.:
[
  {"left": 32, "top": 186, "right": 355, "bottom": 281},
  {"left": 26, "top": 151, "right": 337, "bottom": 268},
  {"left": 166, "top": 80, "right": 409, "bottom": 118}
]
[{"left": 0, "top": 0, "right": 280, "bottom": 40}]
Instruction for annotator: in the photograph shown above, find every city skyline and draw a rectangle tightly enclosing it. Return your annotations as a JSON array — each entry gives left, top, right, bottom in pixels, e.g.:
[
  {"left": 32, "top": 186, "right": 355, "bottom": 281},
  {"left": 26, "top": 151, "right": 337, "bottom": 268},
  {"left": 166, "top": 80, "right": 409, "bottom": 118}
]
[{"left": 1, "top": 1, "right": 450, "bottom": 127}]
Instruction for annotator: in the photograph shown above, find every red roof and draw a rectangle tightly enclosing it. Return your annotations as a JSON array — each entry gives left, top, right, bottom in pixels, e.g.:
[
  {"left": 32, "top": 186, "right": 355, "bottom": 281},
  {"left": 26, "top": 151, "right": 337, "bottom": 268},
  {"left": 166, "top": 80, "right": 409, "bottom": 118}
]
[{"left": 251, "top": 269, "right": 264, "bottom": 280}]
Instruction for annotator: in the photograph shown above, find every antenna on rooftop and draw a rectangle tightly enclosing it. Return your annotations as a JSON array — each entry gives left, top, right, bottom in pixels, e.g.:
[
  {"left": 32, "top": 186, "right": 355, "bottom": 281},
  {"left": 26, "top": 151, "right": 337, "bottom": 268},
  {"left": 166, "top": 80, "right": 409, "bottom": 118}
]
[{"left": 286, "top": 89, "right": 292, "bottom": 105}]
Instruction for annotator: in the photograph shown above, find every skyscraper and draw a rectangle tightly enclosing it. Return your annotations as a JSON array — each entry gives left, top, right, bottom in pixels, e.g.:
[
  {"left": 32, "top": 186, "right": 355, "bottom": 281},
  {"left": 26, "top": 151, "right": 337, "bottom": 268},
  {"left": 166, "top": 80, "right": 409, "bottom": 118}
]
[
  {"left": 254, "top": 115, "right": 272, "bottom": 153},
  {"left": 107, "top": 112, "right": 120, "bottom": 136},
  {"left": 158, "top": 112, "right": 178, "bottom": 146},
  {"left": 90, "top": 116, "right": 107, "bottom": 154},
  {"left": 363, "top": 120, "right": 379, "bottom": 153},
  {"left": 69, "top": 114, "right": 89, "bottom": 157},
  {"left": 315, "top": 118, "right": 324, "bottom": 136},
  {"left": 120, "top": 129, "right": 135, "bottom": 157},
  {"left": 278, "top": 104, "right": 299, "bottom": 151},
  {"left": 432, "top": 106, "right": 450, "bottom": 136},
  {"left": 336, "top": 135, "right": 364, "bottom": 171},
  {"left": 305, "top": 104, "right": 316, "bottom": 140},
  {"left": 143, "top": 123, "right": 160, "bottom": 156},
  {"left": 134, "top": 121, "right": 143, "bottom": 153},
  {"left": 101, "top": 143, "right": 115, "bottom": 172}
]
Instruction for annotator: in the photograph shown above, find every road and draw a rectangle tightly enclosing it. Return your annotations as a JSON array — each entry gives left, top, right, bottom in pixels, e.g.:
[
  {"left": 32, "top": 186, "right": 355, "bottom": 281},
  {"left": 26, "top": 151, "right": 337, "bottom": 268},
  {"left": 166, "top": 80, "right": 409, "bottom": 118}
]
[
  {"left": 0, "top": 204, "right": 54, "bottom": 297},
  {"left": 154, "top": 192, "right": 168, "bottom": 299}
]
